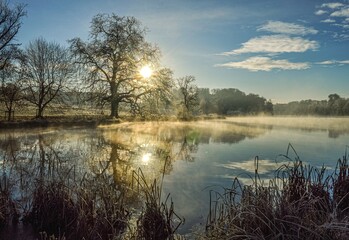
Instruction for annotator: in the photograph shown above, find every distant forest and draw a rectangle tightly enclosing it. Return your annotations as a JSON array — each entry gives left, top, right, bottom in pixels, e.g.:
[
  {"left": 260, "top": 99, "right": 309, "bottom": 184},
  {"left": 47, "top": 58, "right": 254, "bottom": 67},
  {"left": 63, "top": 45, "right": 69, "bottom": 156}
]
[
  {"left": 274, "top": 94, "right": 349, "bottom": 116},
  {"left": 197, "top": 88, "right": 273, "bottom": 116}
]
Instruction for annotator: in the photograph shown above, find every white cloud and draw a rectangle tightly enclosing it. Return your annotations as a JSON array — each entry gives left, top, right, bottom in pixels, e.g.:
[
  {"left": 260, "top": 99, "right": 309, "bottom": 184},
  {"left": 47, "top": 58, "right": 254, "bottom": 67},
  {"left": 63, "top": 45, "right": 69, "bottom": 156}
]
[
  {"left": 258, "top": 21, "right": 318, "bottom": 35},
  {"left": 321, "top": 18, "right": 336, "bottom": 23},
  {"left": 315, "top": 9, "right": 328, "bottom": 15},
  {"left": 333, "top": 32, "right": 349, "bottom": 40},
  {"left": 221, "top": 35, "right": 319, "bottom": 55},
  {"left": 331, "top": 8, "right": 349, "bottom": 17},
  {"left": 321, "top": 3, "right": 345, "bottom": 9},
  {"left": 215, "top": 56, "right": 310, "bottom": 72},
  {"left": 317, "top": 60, "right": 349, "bottom": 65},
  {"left": 317, "top": 60, "right": 336, "bottom": 65},
  {"left": 333, "top": 23, "right": 349, "bottom": 28}
]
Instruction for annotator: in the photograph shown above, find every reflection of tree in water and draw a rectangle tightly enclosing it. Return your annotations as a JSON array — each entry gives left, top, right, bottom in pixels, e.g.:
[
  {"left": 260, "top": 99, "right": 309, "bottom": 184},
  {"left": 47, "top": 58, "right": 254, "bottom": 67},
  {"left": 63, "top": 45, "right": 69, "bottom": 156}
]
[
  {"left": 100, "top": 121, "right": 269, "bottom": 175},
  {"left": 0, "top": 122, "right": 269, "bottom": 193},
  {"left": 0, "top": 122, "right": 269, "bottom": 238},
  {"left": 175, "top": 130, "right": 199, "bottom": 162},
  {"left": 0, "top": 133, "right": 21, "bottom": 162},
  {"left": 102, "top": 129, "right": 174, "bottom": 185},
  {"left": 0, "top": 129, "right": 137, "bottom": 238},
  {"left": 212, "top": 132, "right": 247, "bottom": 144},
  {"left": 328, "top": 129, "right": 349, "bottom": 139},
  {"left": 107, "top": 142, "right": 133, "bottom": 188}
]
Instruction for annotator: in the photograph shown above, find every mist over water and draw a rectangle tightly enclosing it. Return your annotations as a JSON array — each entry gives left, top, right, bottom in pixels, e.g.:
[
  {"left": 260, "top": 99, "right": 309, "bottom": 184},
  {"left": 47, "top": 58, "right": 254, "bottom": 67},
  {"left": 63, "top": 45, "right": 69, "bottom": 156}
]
[{"left": 1, "top": 117, "right": 349, "bottom": 236}]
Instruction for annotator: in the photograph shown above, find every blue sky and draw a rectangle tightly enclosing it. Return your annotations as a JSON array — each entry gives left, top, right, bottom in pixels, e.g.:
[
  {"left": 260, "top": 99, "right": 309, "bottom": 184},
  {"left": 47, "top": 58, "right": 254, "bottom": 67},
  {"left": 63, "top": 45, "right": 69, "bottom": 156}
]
[{"left": 12, "top": 0, "right": 349, "bottom": 103}]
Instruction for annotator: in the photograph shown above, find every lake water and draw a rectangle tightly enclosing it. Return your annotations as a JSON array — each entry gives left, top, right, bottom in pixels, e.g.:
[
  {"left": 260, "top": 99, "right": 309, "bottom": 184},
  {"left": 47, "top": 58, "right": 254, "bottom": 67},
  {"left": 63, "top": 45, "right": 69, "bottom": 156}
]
[{"left": 1, "top": 117, "right": 349, "bottom": 237}]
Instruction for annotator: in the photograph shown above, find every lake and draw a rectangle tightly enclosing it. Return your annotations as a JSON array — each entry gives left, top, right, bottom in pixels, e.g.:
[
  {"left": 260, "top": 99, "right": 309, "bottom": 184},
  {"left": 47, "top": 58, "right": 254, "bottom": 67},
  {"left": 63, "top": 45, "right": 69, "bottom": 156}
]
[{"left": 1, "top": 117, "right": 349, "bottom": 237}]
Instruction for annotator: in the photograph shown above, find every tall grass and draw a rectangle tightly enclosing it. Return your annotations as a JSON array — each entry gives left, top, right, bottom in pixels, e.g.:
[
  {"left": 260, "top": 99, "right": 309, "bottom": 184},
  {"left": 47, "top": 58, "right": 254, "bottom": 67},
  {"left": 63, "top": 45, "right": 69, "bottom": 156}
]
[
  {"left": 130, "top": 163, "right": 183, "bottom": 240},
  {"left": 22, "top": 170, "right": 130, "bottom": 240},
  {"left": 204, "top": 144, "right": 349, "bottom": 239},
  {"left": 0, "top": 141, "right": 183, "bottom": 240}
]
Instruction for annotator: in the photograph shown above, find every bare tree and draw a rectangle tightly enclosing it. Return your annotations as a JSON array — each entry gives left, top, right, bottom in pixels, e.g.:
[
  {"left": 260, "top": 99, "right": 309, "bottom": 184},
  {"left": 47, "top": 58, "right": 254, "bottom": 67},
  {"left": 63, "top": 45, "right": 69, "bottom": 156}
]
[
  {"left": 21, "top": 38, "right": 74, "bottom": 118},
  {"left": 0, "top": 60, "right": 22, "bottom": 121},
  {"left": 177, "top": 75, "right": 199, "bottom": 119},
  {"left": 70, "top": 14, "right": 159, "bottom": 118},
  {"left": 0, "top": 0, "right": 26, "bottom": 69}
]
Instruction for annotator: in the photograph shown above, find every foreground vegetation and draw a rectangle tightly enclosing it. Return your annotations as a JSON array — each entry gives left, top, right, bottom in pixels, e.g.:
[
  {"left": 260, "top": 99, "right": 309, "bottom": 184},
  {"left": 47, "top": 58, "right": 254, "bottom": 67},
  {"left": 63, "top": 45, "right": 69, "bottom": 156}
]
[
  {"left": 0, "top": 156, "right": 182, "bottom": 240},
  {"left": 204, "top": 145, "right": 349, "bottom": 239}
]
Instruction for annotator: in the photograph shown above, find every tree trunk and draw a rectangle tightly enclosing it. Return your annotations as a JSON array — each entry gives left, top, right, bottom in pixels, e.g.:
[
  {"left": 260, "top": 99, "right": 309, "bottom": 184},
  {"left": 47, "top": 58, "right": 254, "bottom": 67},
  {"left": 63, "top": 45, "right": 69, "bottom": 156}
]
[
  {"left": 7, "top": 105, "right": 13, "bottom": 121},
  {"left": 110, "top": 99, "right": 119, "bottom": 118},
  {"left": 110, "top": 81, "right": 119, "bottom": 118},
  {"left": 37, "top": 106, "right": 44, "bottom": 119}
]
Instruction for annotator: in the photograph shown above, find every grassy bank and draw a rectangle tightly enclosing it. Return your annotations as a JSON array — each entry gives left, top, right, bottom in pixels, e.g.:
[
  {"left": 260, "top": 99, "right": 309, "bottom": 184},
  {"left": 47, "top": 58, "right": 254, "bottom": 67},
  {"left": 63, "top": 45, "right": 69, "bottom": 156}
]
[{"left": 0, "top": 113, "right": 225, "bottom": 130}]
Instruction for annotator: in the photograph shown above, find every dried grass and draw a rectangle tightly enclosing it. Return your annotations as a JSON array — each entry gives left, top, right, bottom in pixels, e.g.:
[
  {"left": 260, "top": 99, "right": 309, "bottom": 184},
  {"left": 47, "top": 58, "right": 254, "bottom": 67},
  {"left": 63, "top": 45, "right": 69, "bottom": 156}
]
[
  {"left": 204, "top": 144, "right": 349, "bottom": 239},
  {"left": 132, "top": 163, "right": 183, "bottom": 240}
]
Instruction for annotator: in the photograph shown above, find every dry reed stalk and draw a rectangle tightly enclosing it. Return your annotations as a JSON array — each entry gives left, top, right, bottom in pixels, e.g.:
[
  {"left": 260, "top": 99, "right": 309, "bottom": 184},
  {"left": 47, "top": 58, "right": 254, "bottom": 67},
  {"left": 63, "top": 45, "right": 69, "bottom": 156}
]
[
  {"left": 204, "top": 144, "right": 349, "bottom": 239},
  {"left": 132, "top": 163, "right": 183, "bottom": 240}
]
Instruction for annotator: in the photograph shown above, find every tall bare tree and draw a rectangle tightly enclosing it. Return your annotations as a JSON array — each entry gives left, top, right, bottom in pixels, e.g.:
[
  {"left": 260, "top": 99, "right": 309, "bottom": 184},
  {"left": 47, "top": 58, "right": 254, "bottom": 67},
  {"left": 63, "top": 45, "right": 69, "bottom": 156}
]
[
  {"left": 177, "top": 76, "right": 198, "bottom": 119},
  {"left": 0, "top": 59, "right": 22, "bottom": 121},
  {"left": 21, "top": 38, "right": 74, "bottom": 118},
  {"left": 0, "top": 0, "right": 26, "bottom": 69},
  {"left": 70, "top": 14, "right": 159, "bottom": 118}
]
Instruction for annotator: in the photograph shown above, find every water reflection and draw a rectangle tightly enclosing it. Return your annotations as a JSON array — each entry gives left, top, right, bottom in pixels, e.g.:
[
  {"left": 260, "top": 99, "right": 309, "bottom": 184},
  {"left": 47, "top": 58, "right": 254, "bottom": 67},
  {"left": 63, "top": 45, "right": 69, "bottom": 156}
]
[
  {"left": 1, "top": 118, "right": 348, "bottom": 237},
  {"left": 223, "top": 116, "right": 349, "bottom": 138},
  {"left": 219, "top": 158, "right": 288, "bottom": 175}
]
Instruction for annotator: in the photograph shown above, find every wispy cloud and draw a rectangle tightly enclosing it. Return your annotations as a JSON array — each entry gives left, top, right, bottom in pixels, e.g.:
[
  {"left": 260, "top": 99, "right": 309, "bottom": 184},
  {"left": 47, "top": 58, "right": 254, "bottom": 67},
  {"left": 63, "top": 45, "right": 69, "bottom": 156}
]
[
  {"left": 314, "top": 2, "right": 349, "bottom": 41},
  {"left": 317, "top": 60, "right": 336, "bottom": 65},
  {"left": 258, "top": 21, "right": 318, "bottom": 35},
  {"left": 331, "top": 8, "right": 349, "bottom": 17},
  {"left": 321, "top": 18, "right": 336, "bottom": 23},
  {"left": 333, "top": 23, "right": 349, "bottom": 28},
  {"left": 215, "top": 56, "right": 310, "bottom": 72},
  {"left": 315, "top": 9, "right": 328, "bottom": 15},
  {"left": 321, "top": 3, "right": 345, "bottom": 9},
  {"left": 333, "top": 32, "right": 349, "bottom": 40},
  {"left": 317, "top": 60, "right": 349, "bottom": 65},
  {"left": 221, "top": 35, "right": 318, "bottom": 55}
]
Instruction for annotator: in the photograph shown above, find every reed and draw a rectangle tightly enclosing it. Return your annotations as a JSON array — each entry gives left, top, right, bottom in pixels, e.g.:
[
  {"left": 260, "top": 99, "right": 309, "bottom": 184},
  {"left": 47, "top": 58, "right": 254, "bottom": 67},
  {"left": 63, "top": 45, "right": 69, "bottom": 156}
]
[
  {"left": 204, "top": 144, "right": 349, "bottom": 239},
  {"left": 0, "top": 174, "right": 19, "bottom": 230},
  {"left": 132, "top": 166, "right": 183, "bottom": 240},
  {"left": 27, "top": 182, "right": 78, "bottom": 238},
  {"left": 22, "top": 169, "right": 130, "bottom": 240},
  {"left": 333, "top": 146, "right": 349, "bottom": 220},
  {"left": 0, "top": 141, "right": 184, "bottom": 240}
]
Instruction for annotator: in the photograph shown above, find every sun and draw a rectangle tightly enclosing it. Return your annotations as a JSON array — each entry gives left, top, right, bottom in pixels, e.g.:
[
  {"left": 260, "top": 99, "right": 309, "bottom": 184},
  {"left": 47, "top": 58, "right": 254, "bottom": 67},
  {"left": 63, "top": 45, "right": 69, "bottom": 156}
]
[{"left": 140, "top": 65, "right": 152, "bottom": 78}]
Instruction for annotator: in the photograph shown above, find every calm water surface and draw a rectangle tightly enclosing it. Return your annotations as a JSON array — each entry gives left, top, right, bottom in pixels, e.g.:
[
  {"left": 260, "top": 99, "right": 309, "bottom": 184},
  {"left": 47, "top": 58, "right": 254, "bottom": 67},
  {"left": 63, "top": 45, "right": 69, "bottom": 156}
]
[{"left": 1, "top": 117, "right": 349, "bottom": 236}]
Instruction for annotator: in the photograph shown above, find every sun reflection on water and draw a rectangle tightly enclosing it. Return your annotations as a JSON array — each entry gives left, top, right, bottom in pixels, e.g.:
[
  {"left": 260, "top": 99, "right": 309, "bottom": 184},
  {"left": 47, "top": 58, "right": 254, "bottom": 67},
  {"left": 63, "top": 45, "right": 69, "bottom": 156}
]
[{"left": 141, "top": 152, "right": 152, "bottom": 164}]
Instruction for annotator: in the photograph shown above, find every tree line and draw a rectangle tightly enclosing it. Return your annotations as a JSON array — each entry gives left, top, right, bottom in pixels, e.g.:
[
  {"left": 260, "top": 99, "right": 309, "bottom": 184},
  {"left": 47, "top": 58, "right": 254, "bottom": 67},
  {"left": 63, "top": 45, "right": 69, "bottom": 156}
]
[
  {"left": 274, "top": 94, "right": 349, "bottom": 116},
  {"left": 198, "top": 88, "right": 273, "bottom": 116},
  {"left": 0, "top": 1, "right": 272, "bottom": 121}
]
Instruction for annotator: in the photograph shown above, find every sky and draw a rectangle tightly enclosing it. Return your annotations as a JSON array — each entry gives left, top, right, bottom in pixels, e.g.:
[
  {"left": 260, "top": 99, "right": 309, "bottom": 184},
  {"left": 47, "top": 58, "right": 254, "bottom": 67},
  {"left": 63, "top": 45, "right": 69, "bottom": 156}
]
[{"left": 11, "top": 0, "right": 349, "bottom": 103}]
